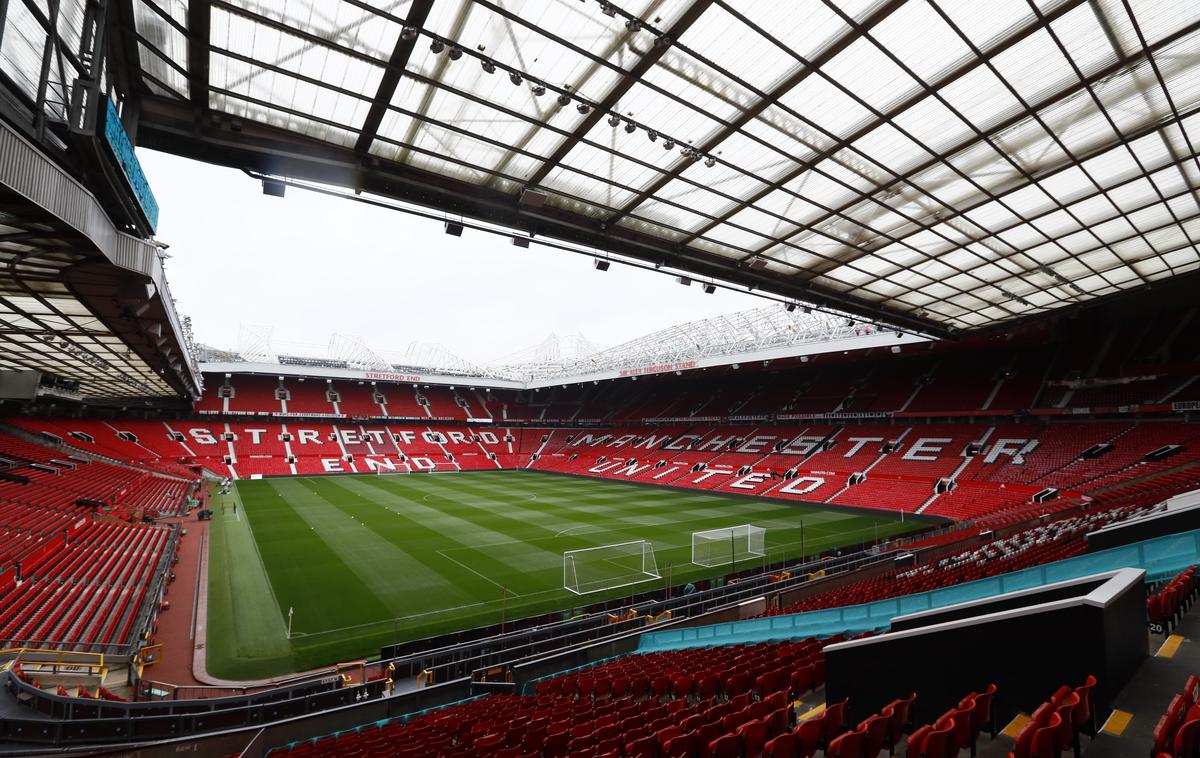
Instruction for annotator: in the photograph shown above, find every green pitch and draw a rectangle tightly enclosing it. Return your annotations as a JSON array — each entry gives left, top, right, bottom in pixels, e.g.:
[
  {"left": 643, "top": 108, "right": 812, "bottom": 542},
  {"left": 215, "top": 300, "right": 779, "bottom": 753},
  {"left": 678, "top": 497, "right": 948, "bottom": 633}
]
[{"left": 205, "top": 470, "right": 922, "bottom": 679}]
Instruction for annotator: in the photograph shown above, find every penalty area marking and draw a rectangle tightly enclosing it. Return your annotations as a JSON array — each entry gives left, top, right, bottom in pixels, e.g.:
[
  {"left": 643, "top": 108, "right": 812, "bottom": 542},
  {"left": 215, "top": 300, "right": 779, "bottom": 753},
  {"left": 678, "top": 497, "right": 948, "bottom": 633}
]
[
  {"left": 436, "top": 548, "right": 523, "bottom": 597},
  {"left": 283, "top": 585, "right": 569, "bottom": 639}
]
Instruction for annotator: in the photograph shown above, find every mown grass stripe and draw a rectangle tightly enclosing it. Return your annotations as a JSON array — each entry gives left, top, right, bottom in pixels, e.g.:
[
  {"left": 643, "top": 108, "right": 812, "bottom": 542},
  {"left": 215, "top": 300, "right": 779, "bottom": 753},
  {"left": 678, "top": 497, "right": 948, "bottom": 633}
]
[{"left": 209, "top": 471, "right": 923, "bottom": 678}]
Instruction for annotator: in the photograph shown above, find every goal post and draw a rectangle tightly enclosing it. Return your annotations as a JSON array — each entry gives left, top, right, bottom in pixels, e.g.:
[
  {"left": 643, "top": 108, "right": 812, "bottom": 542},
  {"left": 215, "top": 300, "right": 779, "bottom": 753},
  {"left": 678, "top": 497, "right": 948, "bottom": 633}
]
[
  {"left": 691, "top": 524, "right": 766, "bottom": 568},
  {"left": 563, "top": 540, "right": 660, "bottom": 595}
]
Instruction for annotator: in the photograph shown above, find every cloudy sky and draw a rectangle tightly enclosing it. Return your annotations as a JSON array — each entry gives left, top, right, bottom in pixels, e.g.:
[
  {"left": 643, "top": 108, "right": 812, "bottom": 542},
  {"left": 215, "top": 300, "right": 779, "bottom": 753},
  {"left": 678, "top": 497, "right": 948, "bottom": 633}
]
[{"left": 140, "top": 150, "right": 766, "bottom": 366}]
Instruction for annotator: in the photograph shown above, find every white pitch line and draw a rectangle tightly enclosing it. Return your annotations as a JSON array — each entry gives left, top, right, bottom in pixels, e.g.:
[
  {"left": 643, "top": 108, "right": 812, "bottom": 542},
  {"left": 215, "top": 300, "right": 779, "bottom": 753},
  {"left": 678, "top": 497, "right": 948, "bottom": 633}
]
[{"left": 436, "top": 548, "right": 522, "bottom": 596}]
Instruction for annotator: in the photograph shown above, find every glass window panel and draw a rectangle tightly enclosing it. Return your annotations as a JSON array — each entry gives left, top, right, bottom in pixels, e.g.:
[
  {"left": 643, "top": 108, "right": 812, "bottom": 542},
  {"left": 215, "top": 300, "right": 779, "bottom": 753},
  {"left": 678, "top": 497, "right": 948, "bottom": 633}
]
[
  {"left": 820, "top": 36, "right": 920, "bottom": 115},
  {"left": 776, "top": 73, "right": 875, "bottom": 138}
]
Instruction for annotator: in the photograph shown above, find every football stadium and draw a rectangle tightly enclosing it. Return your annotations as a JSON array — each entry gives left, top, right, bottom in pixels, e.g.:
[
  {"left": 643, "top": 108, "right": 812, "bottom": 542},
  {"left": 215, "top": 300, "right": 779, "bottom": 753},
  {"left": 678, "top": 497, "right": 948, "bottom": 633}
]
[{"left": 2, "top": 0, "right": 1200, "bottom": 756}]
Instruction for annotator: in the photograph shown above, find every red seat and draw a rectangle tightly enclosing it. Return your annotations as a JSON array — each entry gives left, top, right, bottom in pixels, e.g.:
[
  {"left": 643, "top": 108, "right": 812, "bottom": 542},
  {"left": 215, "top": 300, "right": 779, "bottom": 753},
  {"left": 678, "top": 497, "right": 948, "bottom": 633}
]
[
  {"left": 824, "top": 698, "right": 849, "bottom": 742},
  {"left": 764, "top": 732, "right": 797, "bottom": 758},
  {"left": 858, "top": 709, "right": 890, "bottom": 758},
  {"left": 885, "top": 692, "right": 917, "bottom": 749},
  {"left": 708, "top": 733, "right": 741, "bottom": 758},
  {"left": 795, "top": 715, "right": 825, "bottom": 758},
  {"left": 827, "top": 728, "right": 865, "bottom": 758},
  {"left": 738, "top": 718, "right": 769, "bottom": 758},
  {"left": 1176, "top": 718, "right": 1200, "bottom": 758},
  {"left": 920, "top": 719, "right": 958, "bottom": 758}
]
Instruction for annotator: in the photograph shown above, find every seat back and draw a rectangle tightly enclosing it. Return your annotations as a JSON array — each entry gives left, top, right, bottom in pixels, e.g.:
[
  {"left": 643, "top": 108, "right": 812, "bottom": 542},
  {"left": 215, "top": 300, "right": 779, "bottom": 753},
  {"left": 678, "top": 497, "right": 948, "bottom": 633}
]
[
  {"left": 764, "top": 732, "right": 797, "bottom": 758},
  {"left": 794, "top": 715, "right": 825, "bottom": 758},
  {"left": 859, "top": 710, "right": 890, "bottom": 758},
  {"left": 824, "top": 698, "right": 848, "bottom": 740},
  {"left": 738, "top": 718, "right": 769, "bottom": 755},
  {"left": 827, "top": 728, "right": 865, "bottom": 758},
  {"left": 1175, "top": 718, "right": 1200, "bottom": 758}
]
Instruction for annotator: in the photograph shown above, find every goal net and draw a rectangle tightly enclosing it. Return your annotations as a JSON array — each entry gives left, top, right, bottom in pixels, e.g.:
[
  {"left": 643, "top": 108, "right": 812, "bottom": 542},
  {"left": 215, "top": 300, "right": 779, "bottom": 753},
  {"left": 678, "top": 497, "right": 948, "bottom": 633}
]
[
  {"left": 563, "top": 540, "right": 661, "bottom": 595},
  {"left": 692, "top": 525, "right": 766, "bottom": 568}
]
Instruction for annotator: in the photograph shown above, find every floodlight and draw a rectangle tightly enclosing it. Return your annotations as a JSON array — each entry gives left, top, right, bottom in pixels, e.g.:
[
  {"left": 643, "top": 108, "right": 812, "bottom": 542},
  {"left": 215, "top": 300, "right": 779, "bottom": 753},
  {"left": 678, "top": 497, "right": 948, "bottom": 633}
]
[
  {"left": 430, "top": 40, "right": 444, "bottom": 54},
  {"left": 702, "top": 283, "right": 716, "bottom": 294},
  {"left": 481, "top": 59, "right": 495, "bottom": 74},
  {"left": 509, "top": 72, "right": 522, "bottom": 85},
  {"left": 594, "top": 259, "right": 610, "bottom": 272},
  {"left": 577, "top": 102, "right": 591, "bottom": 114},
  {"left": 677, "top": 276, "right": 691, "bottom": 287},
  {"left": 262, "top": 179, "right": 285, "bottom": 197},
  {"left": 512, "top": 235, "right": 530, "bottom": 248},
  {"left": 608, "top": 113, "right": 621, "bottom": 127},
  {"left": 444, "top": 221, "right": 463, "bottom": 236},
  {"left": 401, "top": 26, "right": 419, "bottom": 41}
]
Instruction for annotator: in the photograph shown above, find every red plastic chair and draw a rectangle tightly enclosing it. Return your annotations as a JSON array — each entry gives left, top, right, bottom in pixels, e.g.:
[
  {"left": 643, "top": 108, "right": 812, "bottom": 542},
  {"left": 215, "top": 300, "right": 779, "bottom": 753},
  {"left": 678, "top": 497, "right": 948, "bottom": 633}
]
[
  {"left": 764, "top": 732, "right": 797, "bottom": 758},
  {"left": 884, "top": 691, "right": 917, "bottom": 749},
  {"left": 794, "top": 714, "right": 825, "bottom": 758},
  {"left": 827, "top": 728, "right": 866, "bottom": 758},
  {"left": 708, "top": 733, "right": 741, "bottom": 758},
  {"left": 921, "top": 718, "right": 958, "bottom": 758},
  {"left": 858, "top": 709, "right": 890, "bottom": 758},
  {"left": 824, "top": 698, "right": 849, "bottom": 742},
  {"left": 1176, "top": 718, "right": 1200, "bottom": 758},
  {"left": 738, "top": 718, "right": 769, "bottom": 758}
]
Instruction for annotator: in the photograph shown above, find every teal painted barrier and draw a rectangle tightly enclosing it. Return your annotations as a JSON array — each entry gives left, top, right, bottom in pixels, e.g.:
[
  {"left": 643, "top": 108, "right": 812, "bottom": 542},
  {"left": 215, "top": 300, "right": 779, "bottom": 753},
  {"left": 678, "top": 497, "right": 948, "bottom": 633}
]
[{"left": 638, "top": 528, "right": 1200, "bottom": 652}]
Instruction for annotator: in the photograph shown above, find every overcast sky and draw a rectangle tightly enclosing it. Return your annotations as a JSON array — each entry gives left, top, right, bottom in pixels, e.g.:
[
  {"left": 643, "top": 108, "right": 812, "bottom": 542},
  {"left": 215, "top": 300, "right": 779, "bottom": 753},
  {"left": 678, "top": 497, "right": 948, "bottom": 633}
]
[{"left": 139, "top": 150, "right": 766, "bottom": 366}]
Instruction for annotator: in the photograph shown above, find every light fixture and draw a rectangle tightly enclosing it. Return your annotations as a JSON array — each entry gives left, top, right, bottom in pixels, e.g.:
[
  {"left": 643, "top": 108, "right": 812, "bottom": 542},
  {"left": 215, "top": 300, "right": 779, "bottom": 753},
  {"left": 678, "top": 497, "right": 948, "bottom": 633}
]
[
  {"left": 444, "top": 221, "right": 463, "bottom": 236},
  {"left": 625, "top": 18, "right": 641, "bottom": 31},
  {"left": 557, "top": 92, "right": 572, "bottom": 106},
  {"left": 624, "top": 121, "right": 636, "bottom": 134},
  {"left": 448, "top": 46, "right": 463, "bottom": 60},
  {"left": 677, "top": 276, "right": 691, "bottom": 287},
  {"left": 704, "top": 156, "right": 717, "bottom": 168},
  {"left": 600, "top": 2, "right": 615, "bottom": 17},
  {"left": 401, "top": 26, "right": 419, "bottom": 41},
  {"left": 481, "top": 59, "right": 495, "bottom": 74},
  {"left": 577, "top": 102, "right": 591, "bottom": 114},
  {"left": 802, "top": 306, "right": 812, "bottom": 314},
  {"left": 262, "top": 179, "right": 285, "bottom": 197},
  {"left": 662, "top": 139, "right": 674, "bottom": 150},
  {"left": 653, "top": 35, "right": 671, "bottom": 49},
  {"left": 647, "top": 130, "right": 657, "bottom": 142},
  {"left": 512, "top": 235, "right": 530, "bottom": 248},
  {"left": 594, "top": 259, "right": 610, "bottom": 271},
  {"left": 608, "top": 113, "right": 621, "bottom": 127},
  {"left": 785, "top": 303, "right": 796, "bottom": 312},
  {"left": 430, "top": 39, "right": 444, "bottom": 54},
  {"left": 531, "top": 83, "right": 546, "bottom": 96},
  {"left": 509, "top": 71, "right": 522, "bottom": 85},
  {"left": 702, "top": 283, "right": 716, "bottom": 294}
]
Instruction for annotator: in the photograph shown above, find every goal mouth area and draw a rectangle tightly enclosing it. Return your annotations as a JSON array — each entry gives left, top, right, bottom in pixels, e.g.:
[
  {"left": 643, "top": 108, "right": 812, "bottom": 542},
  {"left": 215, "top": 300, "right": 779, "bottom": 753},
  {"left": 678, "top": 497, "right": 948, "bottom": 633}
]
[
  {"left": 563, "top": 540, "right": 661, "bottom": 596},
  {"left": 691, "top": 524, "right": 766, "bottom": 569}
]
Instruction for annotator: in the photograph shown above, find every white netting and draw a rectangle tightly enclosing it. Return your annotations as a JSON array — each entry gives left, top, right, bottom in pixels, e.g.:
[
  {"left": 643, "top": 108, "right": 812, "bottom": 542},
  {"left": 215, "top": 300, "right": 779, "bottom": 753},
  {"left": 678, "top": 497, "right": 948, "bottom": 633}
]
[
  {"left": 691, "top": 525, "right": 766, "bottom": 568},
  {"left": 563, "top": 540, "right": 660, "bottom": 595}
]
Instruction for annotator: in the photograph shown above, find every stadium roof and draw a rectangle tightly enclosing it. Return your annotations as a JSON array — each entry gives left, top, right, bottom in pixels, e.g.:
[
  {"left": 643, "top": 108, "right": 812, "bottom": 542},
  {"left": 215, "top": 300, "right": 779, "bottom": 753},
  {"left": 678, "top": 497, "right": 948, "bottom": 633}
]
[
  {"left": 6, "top": 0, "right": 1197, "bottom": 339},
  {"left": 198, "top": 302, "right": 926, "bottom": 387},
  {"left": 113, "top": 0, "right": 1200, "bottom": 338},
  {"left": 0, "top": 120, "right": 202, "bottom": 400}
]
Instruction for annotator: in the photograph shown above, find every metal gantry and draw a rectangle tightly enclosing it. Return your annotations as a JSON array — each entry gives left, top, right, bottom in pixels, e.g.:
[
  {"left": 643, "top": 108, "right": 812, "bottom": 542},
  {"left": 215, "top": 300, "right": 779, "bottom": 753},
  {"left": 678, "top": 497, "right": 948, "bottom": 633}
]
[{"left": 4, "top": 0, "right": 1200, "bottom": 343}]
